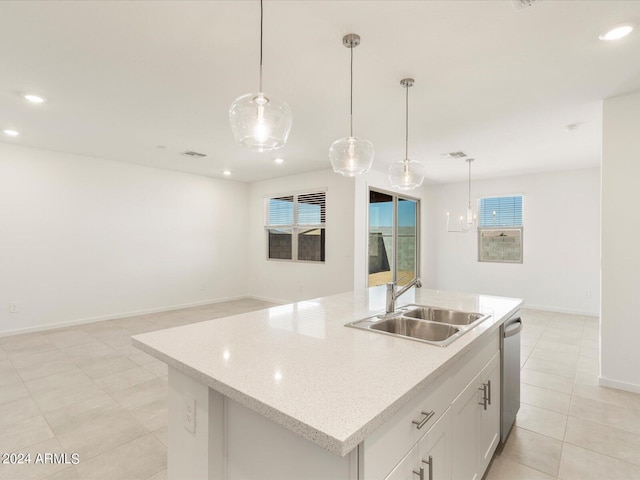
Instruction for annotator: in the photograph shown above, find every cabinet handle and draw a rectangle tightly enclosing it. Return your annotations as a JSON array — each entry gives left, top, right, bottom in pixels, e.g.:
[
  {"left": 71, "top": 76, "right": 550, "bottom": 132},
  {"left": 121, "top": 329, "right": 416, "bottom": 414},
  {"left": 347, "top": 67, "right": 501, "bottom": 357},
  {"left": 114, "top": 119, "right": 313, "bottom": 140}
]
[
  {"left": 422, "top": 456, "right": 433, "bottom": 480},
  {"left": 487, "top": 380, "right": 492, "bottom": 406},
  {"left": 412, "top": 466, "right": 424, "bottom": 480},
  {"left": 478, "top": 384, "right": 488, "bottom": 410},
  {"left": 412, "top": 410, "right": 435, "bottom": 430}
]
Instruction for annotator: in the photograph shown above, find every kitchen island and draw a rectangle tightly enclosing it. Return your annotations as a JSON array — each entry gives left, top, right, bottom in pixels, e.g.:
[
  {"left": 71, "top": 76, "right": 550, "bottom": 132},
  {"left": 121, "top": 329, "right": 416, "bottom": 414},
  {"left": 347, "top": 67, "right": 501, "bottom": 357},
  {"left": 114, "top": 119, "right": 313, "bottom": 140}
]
[{"left": 132, "top": 287, "right": 522, "bottom": 480}]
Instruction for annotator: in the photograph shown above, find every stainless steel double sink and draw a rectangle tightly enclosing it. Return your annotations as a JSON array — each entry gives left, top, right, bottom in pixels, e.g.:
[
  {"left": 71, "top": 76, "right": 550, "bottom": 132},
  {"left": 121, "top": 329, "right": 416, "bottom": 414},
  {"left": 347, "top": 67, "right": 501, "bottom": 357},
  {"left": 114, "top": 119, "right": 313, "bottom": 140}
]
[{"left": 345, "top": 305, "right": 491, "bottom": 347}]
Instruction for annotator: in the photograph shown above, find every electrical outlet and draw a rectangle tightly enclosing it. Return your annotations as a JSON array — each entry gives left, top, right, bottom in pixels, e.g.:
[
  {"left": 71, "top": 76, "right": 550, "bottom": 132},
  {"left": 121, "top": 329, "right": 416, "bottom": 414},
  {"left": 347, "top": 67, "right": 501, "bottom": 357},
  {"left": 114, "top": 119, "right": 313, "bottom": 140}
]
[
  {"left": 585, "top": 290, "right": 592, "bottom": 298},
  {"left": 9, "top": 303, "right": 18, "bottom": 313},
  {"left": 183, "top": 394, "right": 196, "bottom": 433}
]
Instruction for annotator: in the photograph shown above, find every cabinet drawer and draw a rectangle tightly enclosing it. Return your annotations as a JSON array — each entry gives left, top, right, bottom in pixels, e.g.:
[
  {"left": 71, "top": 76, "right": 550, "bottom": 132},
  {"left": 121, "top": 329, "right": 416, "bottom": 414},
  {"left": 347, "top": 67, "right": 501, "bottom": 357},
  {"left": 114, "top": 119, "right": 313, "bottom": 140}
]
[{"left": 363, "top": 372, "right": 453, "bottom": 479}]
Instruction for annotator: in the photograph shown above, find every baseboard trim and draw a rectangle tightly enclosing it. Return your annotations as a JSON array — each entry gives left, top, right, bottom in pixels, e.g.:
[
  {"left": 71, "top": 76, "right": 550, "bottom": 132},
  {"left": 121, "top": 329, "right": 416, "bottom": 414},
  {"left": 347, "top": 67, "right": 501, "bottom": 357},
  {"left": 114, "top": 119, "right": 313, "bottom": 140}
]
[
  {"left": 0, "top": 295, "right": 253, "bottom": 337},
  {"left": 598, "top": 376, "right": 640, "bottom": 394},
  {"left": 523, "top": 303, "right": 599, "bottom": 317},
  {"left": 244, "top": 295, "right": 288, "bottom": 305}
]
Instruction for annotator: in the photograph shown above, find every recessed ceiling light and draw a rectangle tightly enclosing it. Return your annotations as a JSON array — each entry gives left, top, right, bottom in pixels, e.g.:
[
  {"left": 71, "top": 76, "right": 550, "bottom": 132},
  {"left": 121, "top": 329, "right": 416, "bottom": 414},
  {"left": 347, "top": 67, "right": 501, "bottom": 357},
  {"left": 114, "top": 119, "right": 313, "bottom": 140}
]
[
  {"left": 3, "top": 129, "right": 20, "bottom": 136},
  {"left": 223, "top": 170, "right": 232, "bottom": 176},
  {"left": 274, "top": 158, "right": 284, "bottom": 164},
  {"left": 599, "top": 24, "right": 634, "bottom": 41},
  {"left": 24, "top": 94, "right": 46, "bottom": 104}
]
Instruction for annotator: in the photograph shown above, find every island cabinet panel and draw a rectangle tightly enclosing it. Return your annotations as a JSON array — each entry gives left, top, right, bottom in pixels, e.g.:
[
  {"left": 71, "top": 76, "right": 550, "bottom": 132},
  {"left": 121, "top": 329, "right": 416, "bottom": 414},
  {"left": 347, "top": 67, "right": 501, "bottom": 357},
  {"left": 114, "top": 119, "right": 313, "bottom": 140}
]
[
  {"left": 226, "top": 399, "right": 356, "bottom": 480},
  {"left": 451, "top": 352, "right": 501, "bottom": 480},
  {"left": 168, "top": 366, "right": 358, "bottom": 480},
  {"left": 361, "top": 332, "right": 499, "bottom": 480}
]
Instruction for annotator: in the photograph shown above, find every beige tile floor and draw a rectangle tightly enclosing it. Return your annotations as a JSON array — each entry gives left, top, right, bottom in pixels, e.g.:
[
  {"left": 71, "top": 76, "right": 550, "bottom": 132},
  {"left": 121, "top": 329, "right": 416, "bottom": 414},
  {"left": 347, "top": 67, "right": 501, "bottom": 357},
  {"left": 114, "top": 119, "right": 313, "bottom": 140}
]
[
  {"left": 0, "top": 298, "right": 277, "bottom": 480},
  {"left": 486, "top": 308, "right": 640, "bottom": 480},
  {"left": 2, "top": 304, "right": 640, "bottom": 480}
]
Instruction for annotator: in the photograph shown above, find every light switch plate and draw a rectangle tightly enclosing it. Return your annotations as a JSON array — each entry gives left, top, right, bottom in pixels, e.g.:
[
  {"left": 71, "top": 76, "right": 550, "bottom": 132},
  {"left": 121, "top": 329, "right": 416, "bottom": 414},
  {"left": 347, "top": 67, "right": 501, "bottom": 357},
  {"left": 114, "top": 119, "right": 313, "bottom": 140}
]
[{"left": 183, "top": 394, "right": 196, "bottom": 433}]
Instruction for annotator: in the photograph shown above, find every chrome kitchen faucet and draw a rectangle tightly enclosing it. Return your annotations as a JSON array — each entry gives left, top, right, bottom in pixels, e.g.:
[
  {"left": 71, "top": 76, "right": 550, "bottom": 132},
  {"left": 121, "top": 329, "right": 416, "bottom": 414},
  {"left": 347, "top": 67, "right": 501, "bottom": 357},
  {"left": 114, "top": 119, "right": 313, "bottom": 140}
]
[{"left": 386, "top": 277, "right": 422, "bottom": 314}]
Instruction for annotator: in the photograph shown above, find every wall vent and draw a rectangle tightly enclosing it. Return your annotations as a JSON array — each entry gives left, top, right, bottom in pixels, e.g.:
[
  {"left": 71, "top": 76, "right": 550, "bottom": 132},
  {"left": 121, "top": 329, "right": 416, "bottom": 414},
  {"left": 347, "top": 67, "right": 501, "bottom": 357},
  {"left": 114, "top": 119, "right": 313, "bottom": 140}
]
[
  {"left": 440, "top": 151, "right": 468, "bottom": 159},
  {"left": 180, "top": 150, "right": 207, "bottom": 158},
  {"left": 511, "top": 0, "right": 540, "bottom": 10}
]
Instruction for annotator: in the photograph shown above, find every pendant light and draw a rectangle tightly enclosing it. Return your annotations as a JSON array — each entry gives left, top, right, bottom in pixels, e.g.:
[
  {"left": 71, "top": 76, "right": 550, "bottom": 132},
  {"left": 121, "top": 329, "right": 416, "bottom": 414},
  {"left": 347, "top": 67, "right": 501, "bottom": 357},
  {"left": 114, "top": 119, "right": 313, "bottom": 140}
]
[
  {"left": 389, "top": 78, "right": 425, "bottom": 190},
  {"left": 229, "top": 0, "right": 292, "bottom": 152},
  {"left": 329, "top": 34, "right": 374, "bottom": 177},
  {"left": 446, "top": 158, "right": 478, "bottom": 232}
]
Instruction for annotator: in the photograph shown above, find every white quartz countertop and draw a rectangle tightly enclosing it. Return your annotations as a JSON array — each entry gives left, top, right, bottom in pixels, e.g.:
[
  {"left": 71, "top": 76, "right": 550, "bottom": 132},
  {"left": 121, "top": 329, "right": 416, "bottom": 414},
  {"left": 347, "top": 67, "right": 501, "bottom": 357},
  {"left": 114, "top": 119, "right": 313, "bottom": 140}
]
[{"left": 132, "top": 287, "right": 522, "bottom": 456}]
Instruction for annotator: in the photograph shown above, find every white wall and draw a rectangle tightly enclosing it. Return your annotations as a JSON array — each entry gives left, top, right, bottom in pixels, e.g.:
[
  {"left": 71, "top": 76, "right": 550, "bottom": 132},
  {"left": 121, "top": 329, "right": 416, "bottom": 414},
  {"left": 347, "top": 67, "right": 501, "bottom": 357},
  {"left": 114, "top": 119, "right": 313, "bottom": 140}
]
[
  {"left": 354, "top": 170, "right": 438, "bottom": 292},
  {"left": 433, "top": 168, "right": 600, "bottom": 315},
  {"left": 0, "top": 141, "right": 604, "bottom": 337},
  {"left": 247, "top": 169, "right": 355, "bottom": 303},
  {"left": 601, "top": 90, "right": 640, "bottom": 392},
  {"left": 0, "top": 143, "right": 249, "bottom": 335}
]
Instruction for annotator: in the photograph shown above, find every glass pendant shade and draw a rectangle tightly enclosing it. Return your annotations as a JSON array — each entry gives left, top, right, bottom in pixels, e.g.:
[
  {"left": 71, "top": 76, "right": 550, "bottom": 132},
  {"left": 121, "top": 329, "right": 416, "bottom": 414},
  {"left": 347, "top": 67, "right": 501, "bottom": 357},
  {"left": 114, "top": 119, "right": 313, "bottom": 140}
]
[
  {"left": 229, "top": 92, "right": 292, "bottom": 152},
  {"left": 389, "top": 158, "right": 425, "bottom": 190},
  {"left": 229, "top": 0, "right": 291, "bottom": 152},
  {"left": 446, "top": 158, "right": 477, "bottom": 233},
  {"left": 329, "top": 136, "right": 374, "bottom": 177}
]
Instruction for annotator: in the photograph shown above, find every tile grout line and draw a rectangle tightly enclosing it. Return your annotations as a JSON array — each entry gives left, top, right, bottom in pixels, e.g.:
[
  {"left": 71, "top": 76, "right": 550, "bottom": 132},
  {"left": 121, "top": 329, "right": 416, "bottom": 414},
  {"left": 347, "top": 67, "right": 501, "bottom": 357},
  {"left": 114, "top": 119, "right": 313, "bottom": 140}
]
[
  {"left": 4, "top": 328, "right": 160, "bottom": 470},
  {"left": 520, "top": 379, "right": 573, "bottom": 397}
]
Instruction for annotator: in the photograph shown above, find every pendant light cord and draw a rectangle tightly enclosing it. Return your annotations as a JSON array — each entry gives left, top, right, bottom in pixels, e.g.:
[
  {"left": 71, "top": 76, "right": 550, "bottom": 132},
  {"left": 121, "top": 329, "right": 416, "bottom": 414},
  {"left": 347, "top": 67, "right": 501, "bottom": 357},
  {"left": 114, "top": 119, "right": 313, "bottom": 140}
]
[
  {"left": 405, "top": 84, "right": 409, "bottom": 161},
  {"left": 349, "top": 44, "right": 354, "bottom": 137},
  {"left": 259, "top": 0, "right": 263, "bottom": 93},
  {"left": 468, "top": 160, "right": 472, "bottom": 207}
]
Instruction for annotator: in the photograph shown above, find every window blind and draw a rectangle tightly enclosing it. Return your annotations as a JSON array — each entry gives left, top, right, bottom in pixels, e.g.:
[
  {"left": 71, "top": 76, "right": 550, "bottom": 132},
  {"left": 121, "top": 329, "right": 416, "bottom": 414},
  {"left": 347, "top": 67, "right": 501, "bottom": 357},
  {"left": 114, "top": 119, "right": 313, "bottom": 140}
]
[
  {"left": 267, "top": 196, "right": 294, "bottom": 226},
  {"left": 479, "top": 196, "right": 522, "bottom": 227},
  {"left": 265, "top": 191, "right": 327, "bottom": 263},
  {"left": 297, "top": 192, "right": 326, "bottom": 225}
]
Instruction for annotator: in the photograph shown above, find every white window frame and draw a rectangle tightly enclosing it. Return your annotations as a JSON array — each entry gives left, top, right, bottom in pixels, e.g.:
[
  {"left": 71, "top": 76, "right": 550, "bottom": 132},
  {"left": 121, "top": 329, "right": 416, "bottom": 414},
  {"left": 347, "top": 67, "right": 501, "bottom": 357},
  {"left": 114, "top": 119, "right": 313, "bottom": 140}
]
[
  {"left": 477, "top": 195, "right": 524, "bottom": 264},
  {"left": 265, "top": 190, "right": 326, "bottom": 263}
]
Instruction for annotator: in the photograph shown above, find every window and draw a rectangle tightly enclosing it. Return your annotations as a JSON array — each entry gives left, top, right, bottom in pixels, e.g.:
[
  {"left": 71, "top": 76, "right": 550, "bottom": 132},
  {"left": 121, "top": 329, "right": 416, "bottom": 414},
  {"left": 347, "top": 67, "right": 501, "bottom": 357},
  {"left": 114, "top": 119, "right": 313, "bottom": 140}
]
[
  {"left": 477, "top": 195, "right": 523, "bottom": 263},
  {"left": 368, "top": 189, "right": 419, "bottom": 287},
  {"left": 265, "top": 191, "right": 326, "bottom": 262},
  {"left": 479, "top": 196, "right": 522, "bottom": 227}
]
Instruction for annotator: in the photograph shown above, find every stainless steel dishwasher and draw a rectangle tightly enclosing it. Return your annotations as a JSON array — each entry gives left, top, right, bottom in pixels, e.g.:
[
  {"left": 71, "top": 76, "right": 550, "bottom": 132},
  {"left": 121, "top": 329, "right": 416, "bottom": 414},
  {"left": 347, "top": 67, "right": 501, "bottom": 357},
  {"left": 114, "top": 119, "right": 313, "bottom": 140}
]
[{"left": 501, "top": 311, "right": 523, "bottom": 443}]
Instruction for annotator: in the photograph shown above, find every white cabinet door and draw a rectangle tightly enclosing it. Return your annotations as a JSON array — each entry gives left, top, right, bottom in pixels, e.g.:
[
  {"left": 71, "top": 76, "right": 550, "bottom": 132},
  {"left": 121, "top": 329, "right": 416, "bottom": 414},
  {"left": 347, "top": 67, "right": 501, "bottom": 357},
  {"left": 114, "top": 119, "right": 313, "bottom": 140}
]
[
  {"left": 479, "top": 354, "right": 500, "bottom": 474},
  {"left": 385, "top": 408, "right": 451, "bottom": 480},
  {"left": 450, "top": 352, "right": 501, "bottom": 480},
  {"left": 384, "top": 445, "right": 418, "bottom": 480},
  {"left": 450, "top": 370, "right": 481, "bottom": 480},
  {"left": 416, "top": 407, "right": 451, "bottom": 480}
]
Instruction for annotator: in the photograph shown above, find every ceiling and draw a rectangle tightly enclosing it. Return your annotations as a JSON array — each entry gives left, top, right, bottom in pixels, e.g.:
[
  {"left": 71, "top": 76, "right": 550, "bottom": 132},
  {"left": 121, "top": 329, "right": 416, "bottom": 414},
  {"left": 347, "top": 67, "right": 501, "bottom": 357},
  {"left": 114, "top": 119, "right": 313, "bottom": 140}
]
[{"left": 1, "top": 1, "right": 639, "bottom": 184}]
